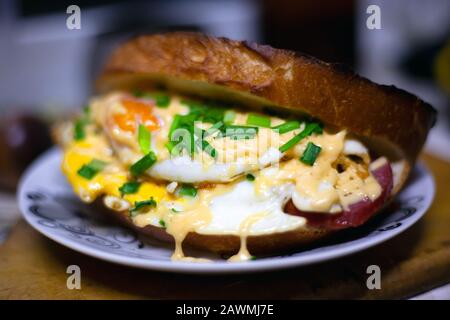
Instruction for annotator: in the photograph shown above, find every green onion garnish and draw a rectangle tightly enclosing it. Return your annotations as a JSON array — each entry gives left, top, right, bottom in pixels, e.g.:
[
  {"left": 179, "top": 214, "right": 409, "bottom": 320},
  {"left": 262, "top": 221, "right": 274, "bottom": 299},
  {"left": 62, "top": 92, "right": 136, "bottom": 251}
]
[
  {"left": 246, "top": 113, "right": 271, "bottom": 128},
  {"left": 223, "top": 110, "right": 236, "bottom": 124},
  {"left": 204, "top": 121, "right": 224, "bottom": 137},
  {"left": 77, "top": 159, "right": 107, "bottom": 180},
  {"left": 130, "top": 198, "right": 157, "bottom": 215},
  {"left": 272, "top": 121, "right": 300, "bottom": 134},
  {"left": 73, "top": 105, "right": 91, "bottom": 141},
  {"left": 152, "top": 93, "right": 170, "bottom": 108},
  {"left": 134, "top": 91, "right": 171, "bottom": 108},
  {"left": 165, "top": 141, "right": 176, "bottom": 155},
  {"left": 88, "top": 159, "right": 107, "bottom": 171},
  {"left": 167, "top": 101, "right": 228, "bottom": 156},
  {"left": 246, "top": 173, "right": 255, "bottom": 181},
  {"left": 181, "top": 100, "right": 225, "bottom": 124},
  {"left": 178, "top": 184, "right": 197, "bottom": 197},
  {"left": 138, "top": 124, "right": 151, "bottom": 154},
  {"left": 300, "top": 142, "right": 322, "bottom": 166},
  {"left": 159, "top": 219, "right": 166, "bottom": 228},
  {"left": 200, "top": 139, "right": 217, "bottom": 158},
  {"left": 73, "top": 119, "right": 86, "bottom": 141},
  {"left": 197, "top": 128, "right": 217, "bottom": 158},
  {"left": 279, "top": 123, "right": 322, "bottom": 153},
  {"left": 222, "top": 125, "right": 258, "bottom": 140},
  {"left": 171, "top": 208, "right": 180, "bottom": 213},
  {"left": 77, "top": 166, "right": 96, "bottom": 180},
  {"left": 130, "top": 151, "right": 157, "bottom": 176},
  {"left": 119, "top": 182, "right": 141, "bottom": 195},
  {"left": 168, "top": 114, "right": 182, "bottom": 138}
]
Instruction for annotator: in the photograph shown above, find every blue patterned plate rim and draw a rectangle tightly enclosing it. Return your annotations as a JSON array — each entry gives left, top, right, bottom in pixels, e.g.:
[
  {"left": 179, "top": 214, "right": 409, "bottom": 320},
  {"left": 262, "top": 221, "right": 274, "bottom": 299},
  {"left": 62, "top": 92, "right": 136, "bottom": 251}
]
[{"left": 18, "top": 148, "right": 435, "bottom": 274}]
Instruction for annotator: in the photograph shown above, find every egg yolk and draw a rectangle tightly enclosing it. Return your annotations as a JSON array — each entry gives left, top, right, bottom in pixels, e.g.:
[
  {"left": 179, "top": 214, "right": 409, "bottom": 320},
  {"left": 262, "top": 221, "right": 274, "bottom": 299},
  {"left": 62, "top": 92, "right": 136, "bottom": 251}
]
[{"left": 114, "top": 98, "right": 160, "bottom": 133}]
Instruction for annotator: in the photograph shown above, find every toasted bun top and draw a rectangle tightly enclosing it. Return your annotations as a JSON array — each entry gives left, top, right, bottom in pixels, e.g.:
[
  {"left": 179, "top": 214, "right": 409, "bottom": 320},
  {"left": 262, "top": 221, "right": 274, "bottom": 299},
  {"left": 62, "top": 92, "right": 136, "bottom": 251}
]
[{"left": 97, "top": 32, "right": 436, "bottom": 165}]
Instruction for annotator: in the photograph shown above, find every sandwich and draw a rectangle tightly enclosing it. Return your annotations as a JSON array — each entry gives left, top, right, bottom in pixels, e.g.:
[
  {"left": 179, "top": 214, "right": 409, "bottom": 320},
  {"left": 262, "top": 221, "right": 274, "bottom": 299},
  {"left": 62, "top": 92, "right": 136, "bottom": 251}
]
[{"left": 54, "top": 32, "right": 436, "bottom": 262}]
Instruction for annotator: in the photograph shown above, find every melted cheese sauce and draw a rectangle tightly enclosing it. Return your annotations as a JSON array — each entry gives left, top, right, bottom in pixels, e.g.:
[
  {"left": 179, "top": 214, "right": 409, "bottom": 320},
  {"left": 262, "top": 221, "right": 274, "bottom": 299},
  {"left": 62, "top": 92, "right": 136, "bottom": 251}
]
[
  {"left": 228, "top": 212, "right": 268, "bottom": 262},
  {"left": 90, "top": 92, "right": 303, "bottom": 183},
  {"left": 61, "top": 91, "right": 385, "bottom": 262}
]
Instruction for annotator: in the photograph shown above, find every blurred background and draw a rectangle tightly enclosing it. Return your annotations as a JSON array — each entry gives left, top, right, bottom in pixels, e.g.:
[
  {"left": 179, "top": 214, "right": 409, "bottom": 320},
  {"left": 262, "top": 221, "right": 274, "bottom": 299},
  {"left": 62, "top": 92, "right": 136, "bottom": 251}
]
[
  {"left": 0, "top": 0, "right": 449, "bottom": 239},
  {"left": 0, "top": 0, "right": 449, "bottom": 299}
]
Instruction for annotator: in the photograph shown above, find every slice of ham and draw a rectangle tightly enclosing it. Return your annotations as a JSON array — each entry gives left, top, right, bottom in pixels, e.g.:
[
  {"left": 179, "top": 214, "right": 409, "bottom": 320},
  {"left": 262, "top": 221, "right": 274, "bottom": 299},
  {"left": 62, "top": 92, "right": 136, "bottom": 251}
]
[{"left": 284, "top": 159, "right": 393, "bottom": 230}]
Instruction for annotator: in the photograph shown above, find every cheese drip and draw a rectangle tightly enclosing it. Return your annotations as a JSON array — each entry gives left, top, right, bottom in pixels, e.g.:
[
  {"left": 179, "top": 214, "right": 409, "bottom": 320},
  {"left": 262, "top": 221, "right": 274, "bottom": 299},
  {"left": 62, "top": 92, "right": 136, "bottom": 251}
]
[
  {"left": 228, "top": 212, "right": 268, "bottom": 262},
  {"left": 255, "top": 131, "right": 382, "bottom": 213}
]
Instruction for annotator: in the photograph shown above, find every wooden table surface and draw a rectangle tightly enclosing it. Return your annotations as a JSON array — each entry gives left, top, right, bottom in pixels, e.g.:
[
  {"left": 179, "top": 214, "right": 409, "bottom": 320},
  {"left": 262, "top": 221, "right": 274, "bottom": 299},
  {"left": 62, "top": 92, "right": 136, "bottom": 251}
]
[{"left": 0, "top": 154, "right": 449, "bottom": 299}]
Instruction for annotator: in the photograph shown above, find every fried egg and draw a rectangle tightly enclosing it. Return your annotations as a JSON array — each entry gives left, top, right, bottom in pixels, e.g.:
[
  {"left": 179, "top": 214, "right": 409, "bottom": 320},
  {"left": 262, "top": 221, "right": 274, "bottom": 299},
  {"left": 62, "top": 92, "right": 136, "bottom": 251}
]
[{"left": 90, "top": 92, "right": 297, "bottom": 183}]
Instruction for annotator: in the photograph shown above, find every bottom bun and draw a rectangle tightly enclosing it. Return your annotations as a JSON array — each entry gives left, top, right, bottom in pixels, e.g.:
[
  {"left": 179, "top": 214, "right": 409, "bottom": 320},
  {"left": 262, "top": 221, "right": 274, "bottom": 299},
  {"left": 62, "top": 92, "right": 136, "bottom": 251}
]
[{"left": 92, "top": 199, "right": 332, "bottom": 256}]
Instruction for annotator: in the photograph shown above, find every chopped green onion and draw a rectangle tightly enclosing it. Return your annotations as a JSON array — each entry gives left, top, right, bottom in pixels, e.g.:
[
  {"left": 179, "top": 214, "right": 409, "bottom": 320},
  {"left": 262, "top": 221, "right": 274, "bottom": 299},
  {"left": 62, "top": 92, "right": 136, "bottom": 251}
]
[
  {"left": 89, "top": 159, "right": 108, "bottom": 171},
  {"left": 130, "top": 198, "right": 157, "bottom": 215},
  {"left": 200, "top": 139, "right": 217, "bottom": 158},
  {"left": 181, "top": 100, "right": 225, "bottom": 124},
  {"left": 77, "top": 159, "right": 107, "bottom": 180},
  {"left": 167, "top": 102, "right": 228, "bottom": 156},
  {"left": 165, "top": 141, "right": 177, "bottom": 155},
  {"left": 196, "top": 128, "right": 217, "bottom": 158},
  {"left": 272, "top": 121, "right": 300, "bottom": 134},
  {"left": 77, "top": 166, "right": 96, "bottom": 180},
  {"left": 73, "top": 105, "right": 91, "bottom": 141},
  {"left": 159, "top": 219, "right": 166, "bottom": 228},
  {"left": 168, "top": 114, "right": 182, "bottom": 138},
  {"left": 130, "top": 151, "right": 157, "bottom": 176},
  {"left": 204, "top": 121, "right": 224, "bottom": 137},
  {"left": 167, "top": 115, "right": 195, "bottom": 155},
  {"left": 223, "top": 110, "right": 236, "bottom": 124},
  {"left": 73, "top": 119, "right": 86, "bottom": 141},
  {"left": 279, "top": 123, "right": 322, "bottom": 153},
  {"left": 151, "top": 93, "right": 170, "bottom": 108},
  {"left": 246, "top": 173, "right": 255, "bottom": 181},
  {"left": 250, "top": 256, "right": 257, "bottom": 260},
  {"left": 138, "top": 124, "right": 151, "bottom": 154},
  {"left": 133, "top": 91, "right": 170, "bottom": 108},
  {"left": 222, "top": 125, "right": 258, "bottom": 140},
  {"left": 119, "top": 182, "right": 141, "bottom": 195},
  {"left": 300, "top": 142, "right": 322, "bottom": 166},
  {"left": 171, "top": 208, "right": 180, "bottom": 213},
  {"left": 246, "top": 113, "right": 271, "bottom": 128},
  {"left": 178, "top": 184, "right": 197, "bottom": 197}
]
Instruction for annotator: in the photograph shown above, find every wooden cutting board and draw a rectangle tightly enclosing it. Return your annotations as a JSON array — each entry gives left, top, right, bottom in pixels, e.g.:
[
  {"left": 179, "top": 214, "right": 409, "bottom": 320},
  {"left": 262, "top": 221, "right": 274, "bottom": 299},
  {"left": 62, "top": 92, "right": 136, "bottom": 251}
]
[{"left": 0, "top": 153, "right": 449, "bottom": 299}]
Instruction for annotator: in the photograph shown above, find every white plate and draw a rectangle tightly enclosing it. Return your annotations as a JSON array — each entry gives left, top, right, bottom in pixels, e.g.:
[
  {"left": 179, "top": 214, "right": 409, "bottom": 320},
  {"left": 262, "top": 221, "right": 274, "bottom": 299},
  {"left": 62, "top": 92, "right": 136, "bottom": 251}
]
[{"left": 18, "top": 148, "right": 435, "bottom": 274}]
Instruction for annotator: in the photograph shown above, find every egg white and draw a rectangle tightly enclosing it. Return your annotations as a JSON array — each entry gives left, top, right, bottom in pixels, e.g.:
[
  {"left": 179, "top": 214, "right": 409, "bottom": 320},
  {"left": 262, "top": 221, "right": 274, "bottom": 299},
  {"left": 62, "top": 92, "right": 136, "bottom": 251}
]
[
  {"left": 131, "top": 178, "right": 306, "bottom": 236},
  {"left": 198, "top": 180, "right": 306, "bottom": 235},
  {"left": 147, "top": 147, "right": 283, "bottom": 183}
]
